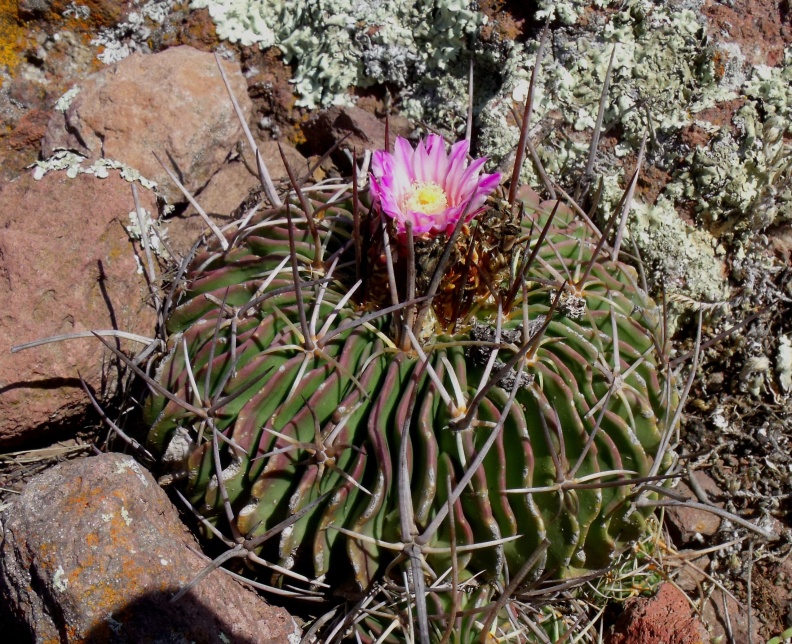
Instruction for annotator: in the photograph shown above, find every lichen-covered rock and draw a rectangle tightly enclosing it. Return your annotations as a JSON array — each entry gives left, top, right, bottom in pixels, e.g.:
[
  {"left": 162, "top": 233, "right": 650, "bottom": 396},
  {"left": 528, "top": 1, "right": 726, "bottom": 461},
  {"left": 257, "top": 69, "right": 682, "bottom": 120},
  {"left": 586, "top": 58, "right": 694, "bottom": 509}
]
[
  {"left": 0, "top": 170, "right": 157, "bottom": 448},
  {"left": 0, "top": 452, "right": 296, "bottom": 643},
  {"left": 191, "top": 0, "right": 481, "bottom": 108},
  {"left": 41, "top": 45, "right": 251, "bottom": 204}
]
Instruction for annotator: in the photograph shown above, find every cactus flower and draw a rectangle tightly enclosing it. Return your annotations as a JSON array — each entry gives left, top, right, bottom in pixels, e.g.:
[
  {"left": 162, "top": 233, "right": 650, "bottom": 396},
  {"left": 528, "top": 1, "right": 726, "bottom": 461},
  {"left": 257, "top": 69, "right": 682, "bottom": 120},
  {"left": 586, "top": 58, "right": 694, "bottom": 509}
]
[{"left": 370, "top": 134, "right": 501, "bottom": 237}]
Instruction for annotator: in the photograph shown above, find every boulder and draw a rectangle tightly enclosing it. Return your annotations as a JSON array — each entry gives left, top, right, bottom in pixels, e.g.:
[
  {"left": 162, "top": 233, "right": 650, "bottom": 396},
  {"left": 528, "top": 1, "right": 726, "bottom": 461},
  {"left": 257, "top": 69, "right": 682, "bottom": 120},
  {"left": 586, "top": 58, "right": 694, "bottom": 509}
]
[
  {"left": 0, "top": 170, "right": 156, "bottom": 447},
  {"left": 171, "top": 140, "right": 309, "bottom": 258},
  {"left": 42, "top": 45, "right": 251, "bottom": 204},
  {"left": 665, "top": 470, "right": 724, "bottom": 546},
  {"left": 0, "top": 452, "right": 297, "bottom": 643}
]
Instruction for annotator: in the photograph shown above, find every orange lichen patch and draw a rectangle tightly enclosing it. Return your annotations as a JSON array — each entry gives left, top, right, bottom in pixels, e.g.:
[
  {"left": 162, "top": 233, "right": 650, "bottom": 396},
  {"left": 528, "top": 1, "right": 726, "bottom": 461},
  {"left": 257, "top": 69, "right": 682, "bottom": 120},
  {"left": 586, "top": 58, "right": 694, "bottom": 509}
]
[
  {"left": 160, "top": 4, "right": 221, "bottom": 51},
  {"left": 637, "top": 164, "right": 672, "bottom": 206},
  {"left": 478, "top": 0, "right": 526, "bottom": 43},
  {"left": 50, "top": 0, "right": 124, "bottom": 30},
  {"left": 45, "top": 494, "right": 156, "bottom": 621},
  {"left": 712, "top": 48, "right": 729, "bottom": 81},
  {"left": 0, "top": 0, "right": 28, "bottom": 72}
]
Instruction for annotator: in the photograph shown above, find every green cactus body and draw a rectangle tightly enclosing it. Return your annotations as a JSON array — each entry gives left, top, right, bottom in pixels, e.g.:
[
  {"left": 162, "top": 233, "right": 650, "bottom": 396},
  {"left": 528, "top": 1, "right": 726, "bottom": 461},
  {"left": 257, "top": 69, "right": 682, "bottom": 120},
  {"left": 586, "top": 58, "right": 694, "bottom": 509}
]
[{"left": 146, "top": 183, "right": 674, "bottom": 639}]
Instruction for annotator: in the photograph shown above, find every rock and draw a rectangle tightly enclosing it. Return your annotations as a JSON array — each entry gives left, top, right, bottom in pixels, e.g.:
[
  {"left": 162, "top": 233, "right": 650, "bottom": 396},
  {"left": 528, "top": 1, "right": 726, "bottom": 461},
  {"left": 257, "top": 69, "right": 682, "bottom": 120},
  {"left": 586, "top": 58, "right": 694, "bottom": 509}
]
[
  {"left": 170, "top": 140, "right": 310, "bottom": 258},
  {"left": 665, "top": 470, "right": 724, "bottom": 546},
  {"left": 186, "top": 158, "right": 261, "bottom": 220},
  {"left": 255, "top": 139, "right": 312, "bottom": 186},
  {"left": 606, "top": 582, "right": 709, "bottom": 644},
  {"left": 302, "top": 105, "right": 412, "bottom": 161},
  {"left": 7, "top": 108, "right": 51, "bottom": 151},
  {"left": 0, "top": 170, "right": 156, "bottom": 447},
  {"left": 42, "top": 46, "right": 251, "bottom": 204},
  {"left": 674, "top": 549, "right": 766, "bottom": 643},
  {"left": 702, "top": 0, "right": 792, "bottom": 68},
  {"left": 0, "top": 452, "right": 297, "bottom": 643},
  {"left": 699, "top": 583, "right": 764, "bottom": 644},
  {"left": 674, "top": 551, "right": 712, "bottom": 595}
]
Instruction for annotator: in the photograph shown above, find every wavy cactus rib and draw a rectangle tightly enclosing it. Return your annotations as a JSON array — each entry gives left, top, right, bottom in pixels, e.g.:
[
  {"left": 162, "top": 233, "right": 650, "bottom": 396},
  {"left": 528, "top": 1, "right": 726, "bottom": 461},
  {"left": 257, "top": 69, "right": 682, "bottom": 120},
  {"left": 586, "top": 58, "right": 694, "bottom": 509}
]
[{"left": 145, "top": 166, "right": 675, "bottom": 640}]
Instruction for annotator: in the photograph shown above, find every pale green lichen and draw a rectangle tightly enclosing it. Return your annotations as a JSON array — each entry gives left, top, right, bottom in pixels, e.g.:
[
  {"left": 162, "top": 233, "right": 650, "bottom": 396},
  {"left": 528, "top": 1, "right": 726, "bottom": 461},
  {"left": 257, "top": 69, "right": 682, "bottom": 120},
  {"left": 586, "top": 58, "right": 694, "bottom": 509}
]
[
  {"left": 190, "top": 0, "right": 481, "bottom": 108},
  {"left": 31, "top": 151, "right": 158, "bottom": 191},
  {"left": 477, "top": 2, "right": 721, "bottom": 178},
  {"left": 680, "top": 108, "right": 788, "bottom": 231},
  {"left": 53, "top": 566, "right": 69, "bottom": 591},
  {"left": 777, "top": 336, "right": 792, "bottom": 395},
  {"left": 114, "top": 458, "right": 150, "bottom": 488},
  {"left": 469, "top": 3, "right": 792, "bottom": 301},
  {"left": 535, "top": 0, "right": 611, "bottom": 26},
  {"left": 91, "top": 1, "right": 176, "bottom": 64},
  {"left": 31, "top": 150, "right": 86, "bottom": 180},
  {"left": 629, "top": 195, "right": 728, "bottom": 303},
  {"left": 54, "top": 87, "right": 80, "bottom": 113},
  {"left": 126, "top": 208, "right": 172, "bottom": 262}
]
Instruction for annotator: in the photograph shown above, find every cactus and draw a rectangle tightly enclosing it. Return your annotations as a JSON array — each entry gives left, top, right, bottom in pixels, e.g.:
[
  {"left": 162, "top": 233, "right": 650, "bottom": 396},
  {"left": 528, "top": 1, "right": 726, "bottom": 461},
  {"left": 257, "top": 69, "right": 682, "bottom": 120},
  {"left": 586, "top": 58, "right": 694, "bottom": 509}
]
[{"left": 143, "top": 124, "right": 675, "bottom": 640}]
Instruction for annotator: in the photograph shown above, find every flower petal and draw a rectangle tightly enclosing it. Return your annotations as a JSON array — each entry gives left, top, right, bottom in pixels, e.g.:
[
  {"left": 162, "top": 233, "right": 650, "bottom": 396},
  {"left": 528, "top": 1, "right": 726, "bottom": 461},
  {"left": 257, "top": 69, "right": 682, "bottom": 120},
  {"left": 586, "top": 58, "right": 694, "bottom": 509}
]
[
  {"left": 393, "top": 137, "right": 416, "bottom": 183},
  {"left": 420, "top": 134, "right": 449, "bottom": 184},
  {"left": 443, "top": 140, "right": 471, "bottom": 203},
  {"left": 370, "top": 134, "right": 498, "bottom": 239}
]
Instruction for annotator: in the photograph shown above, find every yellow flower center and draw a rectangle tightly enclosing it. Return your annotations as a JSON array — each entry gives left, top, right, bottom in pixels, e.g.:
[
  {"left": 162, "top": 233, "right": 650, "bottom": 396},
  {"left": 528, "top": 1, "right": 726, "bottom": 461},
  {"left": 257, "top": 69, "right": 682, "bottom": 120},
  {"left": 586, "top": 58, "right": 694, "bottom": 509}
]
[{"left": 403, "top": 181, "right": 448, "bottom": 215}]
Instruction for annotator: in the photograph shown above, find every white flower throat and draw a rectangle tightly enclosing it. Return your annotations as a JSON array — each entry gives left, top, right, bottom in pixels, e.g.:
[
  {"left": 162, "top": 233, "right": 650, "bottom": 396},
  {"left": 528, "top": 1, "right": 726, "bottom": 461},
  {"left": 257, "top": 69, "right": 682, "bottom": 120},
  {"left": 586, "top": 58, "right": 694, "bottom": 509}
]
[{"left": 402, "top": 181, "right": 448, "bottom": 215}]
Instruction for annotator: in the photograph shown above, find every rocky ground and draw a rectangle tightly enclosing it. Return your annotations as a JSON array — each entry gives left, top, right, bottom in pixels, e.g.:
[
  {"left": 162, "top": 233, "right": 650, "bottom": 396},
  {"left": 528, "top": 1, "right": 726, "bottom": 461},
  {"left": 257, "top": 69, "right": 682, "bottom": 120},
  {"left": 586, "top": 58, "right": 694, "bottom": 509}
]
[{"left": 0, "top": 1, "right": 791, "bottom": 642}]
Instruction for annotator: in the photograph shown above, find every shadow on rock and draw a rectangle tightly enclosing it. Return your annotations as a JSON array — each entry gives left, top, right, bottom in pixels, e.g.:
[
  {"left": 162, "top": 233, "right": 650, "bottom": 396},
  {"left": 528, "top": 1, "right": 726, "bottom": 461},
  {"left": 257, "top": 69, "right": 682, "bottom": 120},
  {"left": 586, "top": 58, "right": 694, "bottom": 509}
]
[{"left": 83, "top": 588, "right": 265, "bottom": 644}]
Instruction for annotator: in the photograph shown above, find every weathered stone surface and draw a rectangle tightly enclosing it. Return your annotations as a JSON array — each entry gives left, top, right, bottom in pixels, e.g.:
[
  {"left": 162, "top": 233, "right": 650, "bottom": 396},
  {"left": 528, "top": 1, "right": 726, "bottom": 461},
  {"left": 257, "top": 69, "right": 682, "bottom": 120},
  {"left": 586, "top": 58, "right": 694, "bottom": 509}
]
[
  {"left": 676, "top": 548, "right": 767, "bottom": 643},
  {"left": 42, "top": 46, "right": 251, "bottom": 204},
  {"left": 170, "top": 140, "right": 310, "bottom": 257},
  {"left": 607, "top": 583, "right": 709, "bottom": 644},
  {"left": 17, "top": 0, "right": 53, "bottom": 19},
  {"left": 665, "top": 471, "right": 724, "bottom": 546},
  {"left": 0, "top": 170, "right": 156, "bottom": 447},
  {"left": 7, "top": 108, "right": 51, "bottom": 151},
  {"left": 255, "top": 139, "right": 312, "bottom": 187},
  {"left": 699, "top": 584, "right": 764, "bottom": 643},
  {"left": 184, "top": 140, "right": 308, "bottom": 219},
  {"left": 0, "top": 452, "right": 296, "bottom": 643},
  {"left": 302, "top": 105, "right": 412, "bottom": 159}
]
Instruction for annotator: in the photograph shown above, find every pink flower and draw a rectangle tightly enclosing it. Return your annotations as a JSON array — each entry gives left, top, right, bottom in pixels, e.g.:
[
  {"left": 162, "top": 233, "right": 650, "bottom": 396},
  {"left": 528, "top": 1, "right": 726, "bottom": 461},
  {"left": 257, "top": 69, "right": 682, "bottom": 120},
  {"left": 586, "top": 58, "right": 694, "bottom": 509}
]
[{"left": 369, "top": 134, "right": 501, "bottom": 238}]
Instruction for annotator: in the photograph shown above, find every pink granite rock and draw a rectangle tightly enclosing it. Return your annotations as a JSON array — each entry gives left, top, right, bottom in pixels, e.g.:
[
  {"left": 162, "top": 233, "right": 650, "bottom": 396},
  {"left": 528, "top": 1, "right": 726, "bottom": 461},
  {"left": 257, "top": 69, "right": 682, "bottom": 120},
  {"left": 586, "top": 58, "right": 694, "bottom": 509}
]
[
  {"left": 171, "top": 140, "right": 309, "bottom": 257},
  {"left": 0, "top": 170, "right": 156, "bottom": 447},
  {"left": 0, "top": 452, "right": 297, "bottom": 643},
  {"left": 42, "top": 46, "right": 252, "bottom": 204}
]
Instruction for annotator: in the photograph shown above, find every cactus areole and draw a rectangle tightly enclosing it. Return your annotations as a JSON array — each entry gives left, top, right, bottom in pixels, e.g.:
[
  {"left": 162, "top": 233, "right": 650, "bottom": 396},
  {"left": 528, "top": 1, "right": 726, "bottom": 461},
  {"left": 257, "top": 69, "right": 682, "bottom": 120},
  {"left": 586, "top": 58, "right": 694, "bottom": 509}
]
[{"left": 146, "top": 135, "right": 674, "bottom": 638}]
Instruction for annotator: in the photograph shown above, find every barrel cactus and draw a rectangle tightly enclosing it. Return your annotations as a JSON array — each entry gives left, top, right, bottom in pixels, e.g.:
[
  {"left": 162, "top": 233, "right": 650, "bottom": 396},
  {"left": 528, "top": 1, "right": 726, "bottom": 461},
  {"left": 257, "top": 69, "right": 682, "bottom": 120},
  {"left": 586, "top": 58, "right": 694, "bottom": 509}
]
[{"left": 143, "top": 128, "right": 675, "bottom": 641}]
